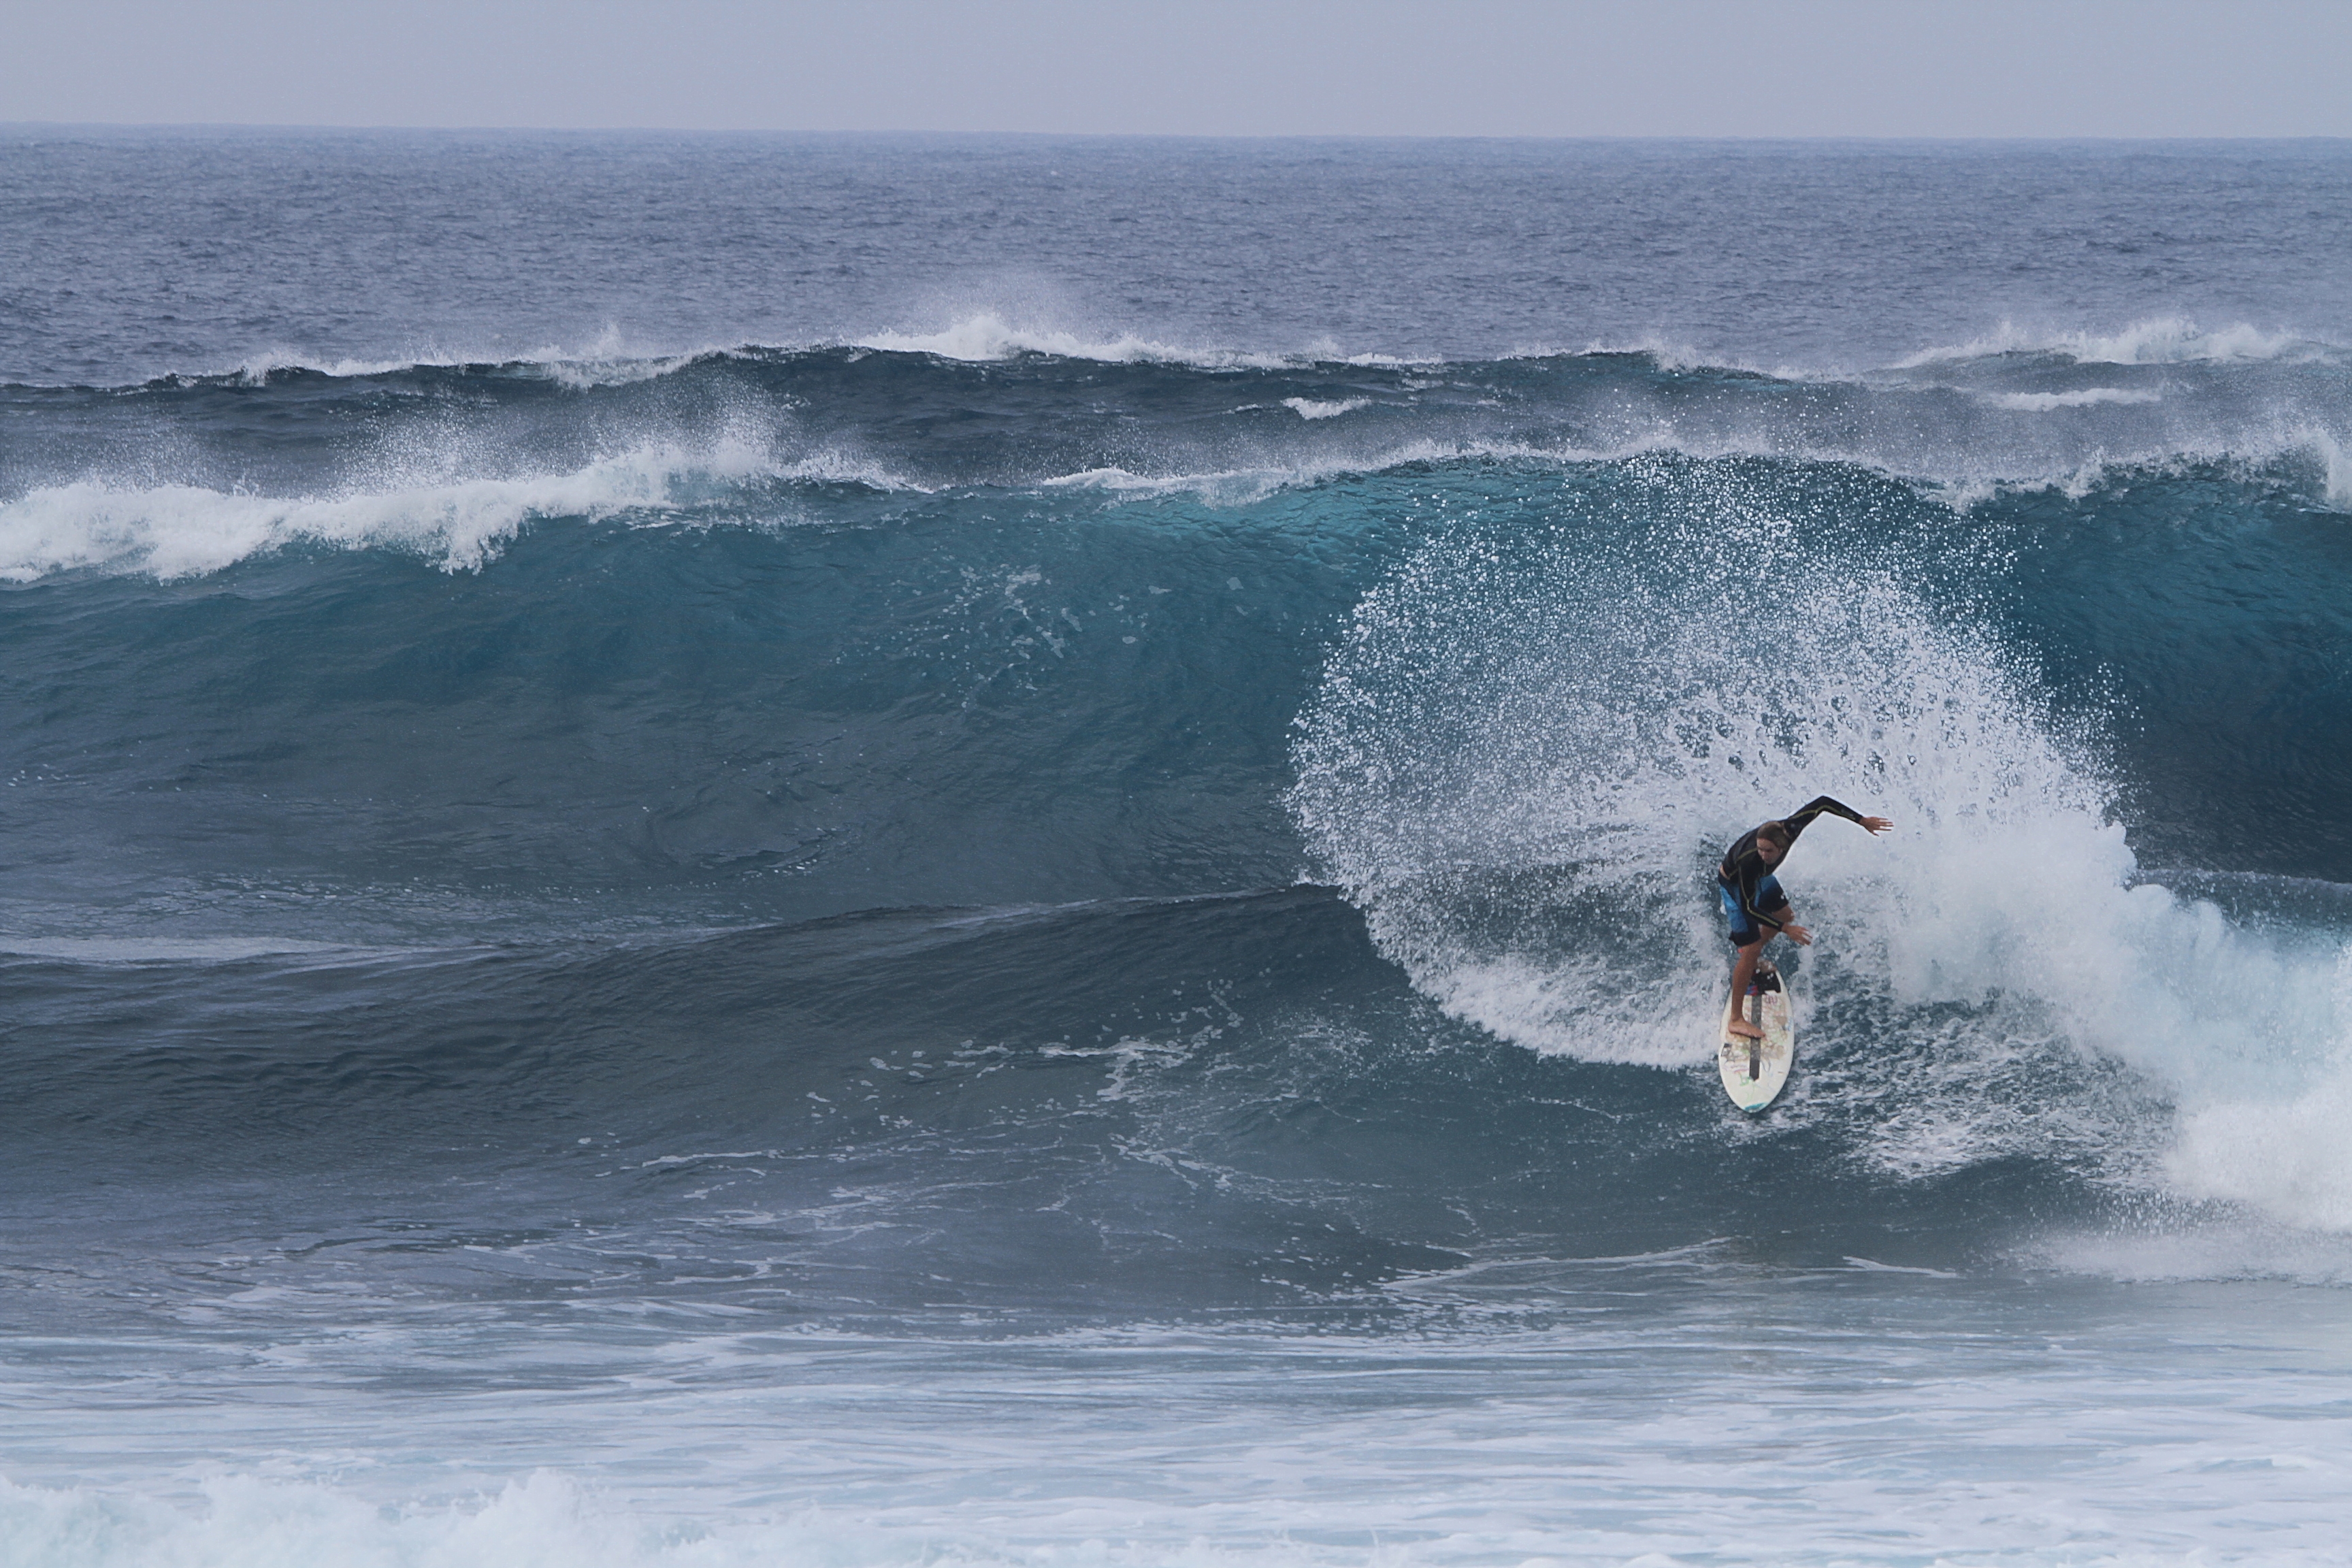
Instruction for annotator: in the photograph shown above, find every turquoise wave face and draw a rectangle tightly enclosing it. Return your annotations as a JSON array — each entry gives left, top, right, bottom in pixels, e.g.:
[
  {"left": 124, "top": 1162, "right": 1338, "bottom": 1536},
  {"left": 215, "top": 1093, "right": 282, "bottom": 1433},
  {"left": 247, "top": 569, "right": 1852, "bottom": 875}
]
[
  {"left": 3, "top": 421, "right": 2345, "bottom": 930},
  {"left": 5, "top": 421, "right": 2351, "bottom": 1289}
]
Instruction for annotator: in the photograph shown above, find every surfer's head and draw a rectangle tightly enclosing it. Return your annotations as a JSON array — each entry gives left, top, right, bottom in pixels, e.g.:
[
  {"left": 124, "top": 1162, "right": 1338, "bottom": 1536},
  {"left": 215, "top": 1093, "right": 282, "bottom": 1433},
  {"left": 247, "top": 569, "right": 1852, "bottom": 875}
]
[{"left": 1754, "top": 822, "right": 1792, "bottom": 864}]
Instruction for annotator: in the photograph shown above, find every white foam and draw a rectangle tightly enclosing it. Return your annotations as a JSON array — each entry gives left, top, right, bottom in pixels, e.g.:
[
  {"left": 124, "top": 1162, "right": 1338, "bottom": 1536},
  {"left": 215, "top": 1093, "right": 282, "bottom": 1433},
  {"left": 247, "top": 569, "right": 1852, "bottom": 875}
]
[
  {"left": 1032, "top": 414, "right": 2336, "bottom": 543},
  {"left": 1147, "top": 401, "right": 2352, "bottom": 523},
  {"left": 1558, "top": 336, "right": 1741, "bottom": 375},
  {"left": 1281, "top": 397, "right": 1371, "bottom": 421},
  {"left": 1035, "top": 437, "right": 1825, "bottom": 512},
  {"left": 10, "top": 1352, "right": 2352, "bottom": 1568},
  {"left": 634, "top": 1149, "right": 787, "bottom": 1169},
  {"left": 2166, "top": 1053, "right": 2352, "bottom": 1233},
  {"left": 2031, "top": 1219, "right": 2352, "bottom": 1286},
  {"left": 853, "top": 311, "right": 1292, "bottom": 370},
  {"left": 1977, "top": 387, "right": 2163, "bottom": 411},
  {"left": 1039, "top": 463, "right": 1316, "bottom": 508},
  {"left": 1034, "top": 439, "right": 1518, "bottom": 506},
  {"left": 0, "top": 439, "right": 913, "bottom": 582},
  {"left": 214, "top": 325, "right": 723, "bottom": 389},
  {"left": 1897, "top": 316, "right": 2330, "bottom": 369},
  {"left": 539, "top": 350, "right": 721, "bottom": 391},
  {"left": 0, "top": 1471, "right": 867, "bottom": 1568},
  {"left": 2308, "top": 427, "right": 2352, "bottom": 508},
  {"left": 1923, "top": 425, "right": 2352, "bottom": 513}
]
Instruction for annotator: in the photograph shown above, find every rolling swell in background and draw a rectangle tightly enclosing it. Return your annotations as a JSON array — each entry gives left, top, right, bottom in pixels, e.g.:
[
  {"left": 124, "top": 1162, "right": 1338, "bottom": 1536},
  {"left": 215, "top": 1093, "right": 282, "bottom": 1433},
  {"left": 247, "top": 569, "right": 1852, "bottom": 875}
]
[{"left": 6, "top": 133, "right": 2352, "bottom": 1565}]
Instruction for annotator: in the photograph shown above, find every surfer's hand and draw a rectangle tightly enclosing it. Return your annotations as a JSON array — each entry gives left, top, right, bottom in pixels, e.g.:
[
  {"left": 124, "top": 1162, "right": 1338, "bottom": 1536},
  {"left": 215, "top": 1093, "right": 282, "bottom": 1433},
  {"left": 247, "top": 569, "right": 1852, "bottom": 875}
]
[
  {"left": 1783, "top": 923, "right": 1813, "bottom": 945},
  {"left": 1862, "top": 816, "right": 1894, "bottom": 834}
]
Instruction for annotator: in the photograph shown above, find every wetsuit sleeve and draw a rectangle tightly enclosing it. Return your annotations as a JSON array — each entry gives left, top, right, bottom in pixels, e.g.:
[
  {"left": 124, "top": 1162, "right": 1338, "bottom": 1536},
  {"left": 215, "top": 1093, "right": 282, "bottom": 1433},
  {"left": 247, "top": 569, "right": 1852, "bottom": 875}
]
[{"left": 1780, "top": 796, "right": 1867, "bottom": 844}]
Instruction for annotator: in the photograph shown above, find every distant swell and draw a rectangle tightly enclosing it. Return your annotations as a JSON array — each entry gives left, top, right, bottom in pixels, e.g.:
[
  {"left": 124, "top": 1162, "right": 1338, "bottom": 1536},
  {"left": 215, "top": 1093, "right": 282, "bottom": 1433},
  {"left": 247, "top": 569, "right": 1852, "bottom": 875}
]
[
  {"left": 6, "top": 337, "right": 2349, "bottom": 583},
  {"left": 1893, "top": 315, "right": 2342, "bottom": 369}
]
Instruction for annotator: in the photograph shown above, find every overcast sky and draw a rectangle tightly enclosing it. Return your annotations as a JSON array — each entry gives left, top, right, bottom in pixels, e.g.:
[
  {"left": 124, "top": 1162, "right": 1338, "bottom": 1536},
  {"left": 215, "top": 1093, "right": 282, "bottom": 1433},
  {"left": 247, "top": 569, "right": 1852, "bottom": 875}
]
[{"left": 3, "top": 0, "right": 2349, "bottom": 139}]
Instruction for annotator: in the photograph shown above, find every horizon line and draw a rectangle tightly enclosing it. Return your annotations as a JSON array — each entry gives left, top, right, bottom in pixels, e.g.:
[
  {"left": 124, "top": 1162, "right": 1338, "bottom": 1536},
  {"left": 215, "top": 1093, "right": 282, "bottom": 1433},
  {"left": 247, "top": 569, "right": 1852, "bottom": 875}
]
[{"left": 7, "top": 122, "right": 2352, "bottom": 145}]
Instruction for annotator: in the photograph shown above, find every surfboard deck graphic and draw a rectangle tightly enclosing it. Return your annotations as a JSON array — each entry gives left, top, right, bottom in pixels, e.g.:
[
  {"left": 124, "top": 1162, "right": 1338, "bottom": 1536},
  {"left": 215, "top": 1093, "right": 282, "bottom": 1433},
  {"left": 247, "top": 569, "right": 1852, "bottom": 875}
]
[{"left": 1718, "top": 963, "right": 1794, "bottom": 1111}]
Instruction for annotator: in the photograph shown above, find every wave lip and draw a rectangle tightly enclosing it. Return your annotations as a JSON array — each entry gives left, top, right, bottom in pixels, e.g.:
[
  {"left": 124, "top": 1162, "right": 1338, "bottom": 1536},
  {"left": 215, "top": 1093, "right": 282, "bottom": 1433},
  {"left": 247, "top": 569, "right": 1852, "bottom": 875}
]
[
  {"left": 218, "top": 348, "right": 713, "bottom": 389},
  {"left": 1897, "top": 315, "right": 2338, "bottom": 370},
  {"left": 1032, "top": 437, "right": 1571, "bottom": 506},
  {"left": 0, "top": 440, "right": 794, "bottom": 581},
  {"left": 850, "top": 310, "right": 1296, "bottom": 370},
  {"left": 139, "top": 324, "right": 742, "bottom": 392}
]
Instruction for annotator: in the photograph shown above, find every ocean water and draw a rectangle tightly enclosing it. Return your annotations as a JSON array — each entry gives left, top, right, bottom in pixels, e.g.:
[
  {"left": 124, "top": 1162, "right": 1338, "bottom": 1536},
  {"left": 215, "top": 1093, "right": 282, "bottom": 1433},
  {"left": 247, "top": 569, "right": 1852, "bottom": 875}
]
[{"left": 4, "top": 129, "right": 2352, "bottom": 1566}]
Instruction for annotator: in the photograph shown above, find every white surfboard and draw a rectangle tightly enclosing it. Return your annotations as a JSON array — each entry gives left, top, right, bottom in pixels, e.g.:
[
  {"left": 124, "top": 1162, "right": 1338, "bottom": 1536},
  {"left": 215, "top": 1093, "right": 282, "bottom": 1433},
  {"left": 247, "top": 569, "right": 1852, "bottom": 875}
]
[{"left": 1718, "top": 962, "right": 1793, "bottom": 1111}]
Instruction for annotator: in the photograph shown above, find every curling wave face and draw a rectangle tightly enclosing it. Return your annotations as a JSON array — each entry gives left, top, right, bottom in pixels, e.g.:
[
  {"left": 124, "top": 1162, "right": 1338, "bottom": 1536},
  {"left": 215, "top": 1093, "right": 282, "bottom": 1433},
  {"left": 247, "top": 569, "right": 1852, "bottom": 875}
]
[
  {"left": 5, "top": 420, "right": 2352, "bottom": 1276},
  {"left": 1290, "top": 452, "right": 2352, "bottom": 1253}
]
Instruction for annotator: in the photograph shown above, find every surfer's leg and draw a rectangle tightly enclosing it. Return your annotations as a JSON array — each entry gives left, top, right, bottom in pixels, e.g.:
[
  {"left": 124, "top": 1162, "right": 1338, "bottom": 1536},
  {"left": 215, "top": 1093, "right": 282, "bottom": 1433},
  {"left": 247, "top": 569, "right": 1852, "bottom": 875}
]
[
  {"left": 1720, "top": 881, "right": 1767, "bottom": 1036},
  {"left": 1727, "top": 938, "right": 1766, "bottom": 1039},
  {"left": 1752, "top": 879, "right": 1793, "bottom": 977}
]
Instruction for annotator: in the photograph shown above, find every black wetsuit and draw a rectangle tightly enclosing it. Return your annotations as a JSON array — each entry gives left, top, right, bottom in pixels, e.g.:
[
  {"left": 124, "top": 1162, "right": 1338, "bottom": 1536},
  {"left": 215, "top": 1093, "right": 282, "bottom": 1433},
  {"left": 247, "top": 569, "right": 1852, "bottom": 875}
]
[{"left": 1717, "top": 796, "right": 1870, "bottom": 942}]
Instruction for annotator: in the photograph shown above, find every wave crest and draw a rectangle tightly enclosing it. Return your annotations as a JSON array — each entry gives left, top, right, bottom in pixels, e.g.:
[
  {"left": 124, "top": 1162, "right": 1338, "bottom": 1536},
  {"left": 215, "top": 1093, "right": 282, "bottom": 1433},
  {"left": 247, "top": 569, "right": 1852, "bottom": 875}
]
[
  {"left": 1898, "top": 315, "right": 2337, "bottom": 369},
  {"left": 852, "top": 310, "right": 1294, "bottom": 370},
  {"left": 0, "top": 440, "right": 907, "bottom": 581}
]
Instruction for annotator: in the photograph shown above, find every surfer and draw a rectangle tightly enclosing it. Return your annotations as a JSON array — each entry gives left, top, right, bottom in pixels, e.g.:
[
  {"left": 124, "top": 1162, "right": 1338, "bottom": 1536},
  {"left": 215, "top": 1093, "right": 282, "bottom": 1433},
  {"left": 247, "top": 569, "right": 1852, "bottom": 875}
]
[{"left": 1719, "top": 796, "right": 1894, "bottom": 1039}]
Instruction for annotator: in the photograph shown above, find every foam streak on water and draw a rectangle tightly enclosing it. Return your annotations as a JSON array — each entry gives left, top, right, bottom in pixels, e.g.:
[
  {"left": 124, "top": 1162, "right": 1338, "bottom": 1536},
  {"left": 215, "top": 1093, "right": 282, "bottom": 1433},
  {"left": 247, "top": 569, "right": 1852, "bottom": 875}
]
[{"left": 6, "top": 1271, "right": 2351, "bottom": 1568}]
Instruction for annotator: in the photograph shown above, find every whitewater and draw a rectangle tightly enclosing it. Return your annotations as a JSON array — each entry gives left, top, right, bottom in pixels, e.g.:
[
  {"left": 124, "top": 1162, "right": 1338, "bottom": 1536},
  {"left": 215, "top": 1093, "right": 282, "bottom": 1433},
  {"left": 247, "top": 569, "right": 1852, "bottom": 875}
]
[{"left": 4, "top": 129, "right": 2352, "bottom": 1567}]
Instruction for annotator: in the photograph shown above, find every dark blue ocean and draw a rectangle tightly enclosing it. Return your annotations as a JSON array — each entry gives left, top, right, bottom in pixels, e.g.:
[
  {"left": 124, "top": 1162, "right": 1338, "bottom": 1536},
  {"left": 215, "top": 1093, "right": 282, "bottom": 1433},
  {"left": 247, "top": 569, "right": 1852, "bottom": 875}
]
[{"left": 5, "top": 130, "right": 2352, "bottom": 1566}]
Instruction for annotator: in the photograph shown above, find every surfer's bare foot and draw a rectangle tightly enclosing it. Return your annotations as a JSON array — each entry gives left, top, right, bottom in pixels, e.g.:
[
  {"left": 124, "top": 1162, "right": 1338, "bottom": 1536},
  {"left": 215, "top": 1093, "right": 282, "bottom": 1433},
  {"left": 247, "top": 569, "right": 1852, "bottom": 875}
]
[{"left": 1727, "top": 1018, "right": 1764, "bottom": 1040}]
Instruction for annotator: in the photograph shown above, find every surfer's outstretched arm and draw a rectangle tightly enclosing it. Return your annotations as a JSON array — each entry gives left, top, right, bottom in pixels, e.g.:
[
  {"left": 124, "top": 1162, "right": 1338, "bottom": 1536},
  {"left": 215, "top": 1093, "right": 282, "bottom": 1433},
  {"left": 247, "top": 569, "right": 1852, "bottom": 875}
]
[{"left": 1784, "top": 796, "right": 1895, "bottom": 838}]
